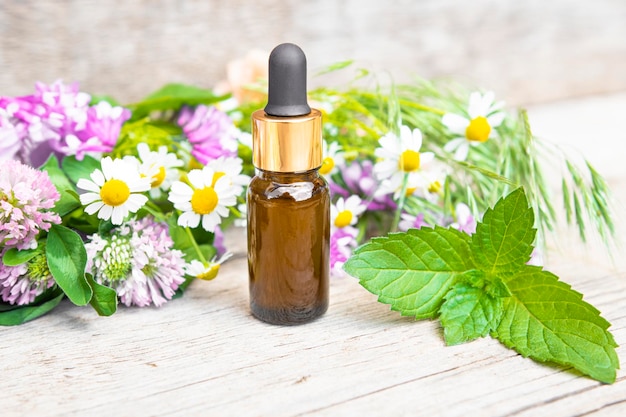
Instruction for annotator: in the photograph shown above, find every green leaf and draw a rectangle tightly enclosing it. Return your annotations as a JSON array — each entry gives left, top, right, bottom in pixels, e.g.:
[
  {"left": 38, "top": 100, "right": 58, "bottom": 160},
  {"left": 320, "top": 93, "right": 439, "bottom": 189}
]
[
  {"left": 61, "top": 155, "right": 101, "bottom": 185},
  {"left": 2, "top": 247, "right": 40, "bottom": 266},
  {"left": 344, "top": 227, "right": 475, "bottom": 319},
  {"left": 167, "top": 215, "right": 216, "bottom": 262},
  {"left": 440, "top": 283, "right": 504, "bottom": 345},
  {"left": 46, "top": 224, "right": 92, "bottom": 306},
  {"left": 40, "top": 155, "right": 81, "bottom": 216},
  {"left": 85, "top": 274, "right": 117, "bottom": 316},
  {"left": 494, "top": 266, "right": 619, "bottom": 384},
  {"left": 127, "top": 83, "right": 228, "bottom": 120},
  {"left": 471, "top": 187, "right": 536, "bottom": 273},
  {"left": 0, "top": 291, "right": 65, "bottom": 326}
]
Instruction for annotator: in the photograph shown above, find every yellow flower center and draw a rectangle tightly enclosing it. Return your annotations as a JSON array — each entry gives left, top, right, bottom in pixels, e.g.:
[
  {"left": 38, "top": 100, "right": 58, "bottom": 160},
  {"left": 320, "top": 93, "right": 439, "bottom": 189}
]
[
  {"left": 428, "top": 180, "right": 442, "bottom": 194},
  {"left": 398, "top": 150, "right": 420, "bottom": 172},
  {"left": 100, "top": 179, "right": 131, "bottom": 207},
  {"left": 211, "top": 171, "right": 226, "bottom": 187},
  {"left": 405, "top": 187, "right": 417, "bottom": 197},
  {"left": 319, "top": 157, "right": 335, "bottom": 175},
  {"left": 334, "top": 210, "right": 353, "bottom": 228},
  {"left": 465, "top": 116, "right": 491, "bottom": 142},
  {"left": 190, "top": 187, "right": 218, "bottom": 215},
  {"left": 197, "top": 263, "right": 220, "bottom": 281},
  {"left": 150, "top": 166, "right": 167, "bottom": 188}
]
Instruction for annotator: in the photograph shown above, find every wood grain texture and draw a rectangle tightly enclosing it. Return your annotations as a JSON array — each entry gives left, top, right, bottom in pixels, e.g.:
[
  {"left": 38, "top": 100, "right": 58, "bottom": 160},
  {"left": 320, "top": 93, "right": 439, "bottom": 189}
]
[
  {"left": 0, "top": 0, "right": 625, "bottom": 105},
  {"left": 1, "top": 93, "right": 626, "bottom": 416}
]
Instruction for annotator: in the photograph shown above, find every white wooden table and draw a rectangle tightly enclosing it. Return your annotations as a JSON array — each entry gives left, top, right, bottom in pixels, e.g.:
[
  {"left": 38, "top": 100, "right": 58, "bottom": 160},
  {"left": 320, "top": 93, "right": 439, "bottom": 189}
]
[{"left": 2, "top": 93, "right": 626, "bottom": 417}]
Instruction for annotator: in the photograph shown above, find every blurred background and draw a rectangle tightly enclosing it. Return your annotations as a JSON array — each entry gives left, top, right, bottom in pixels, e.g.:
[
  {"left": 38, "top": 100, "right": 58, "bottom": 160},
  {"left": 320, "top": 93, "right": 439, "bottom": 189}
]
[{"left": 1, "top": 0, "right": 625, "bottom": 105}]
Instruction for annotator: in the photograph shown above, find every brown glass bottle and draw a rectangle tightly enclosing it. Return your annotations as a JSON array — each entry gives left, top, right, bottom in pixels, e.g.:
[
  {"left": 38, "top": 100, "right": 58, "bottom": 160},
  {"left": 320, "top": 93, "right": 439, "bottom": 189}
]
[
  {"left": 248, "top": 43, "right": 329, "bottom": 325},
  {"left": 247, "top": 168, "right": 329, "bottom": 324}
]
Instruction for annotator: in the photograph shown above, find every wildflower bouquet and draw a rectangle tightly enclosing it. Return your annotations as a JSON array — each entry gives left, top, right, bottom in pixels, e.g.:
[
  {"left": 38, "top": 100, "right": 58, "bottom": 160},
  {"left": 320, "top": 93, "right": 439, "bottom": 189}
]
[{"left": 0, "top": 63, "right": 614, "bottom": 331}]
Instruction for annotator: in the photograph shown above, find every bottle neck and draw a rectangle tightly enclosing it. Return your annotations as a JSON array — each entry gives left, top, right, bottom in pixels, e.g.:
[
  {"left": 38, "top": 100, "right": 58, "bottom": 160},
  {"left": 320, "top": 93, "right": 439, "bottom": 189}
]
[{"left": 255, "top": 168, "right": 320, "bottom": 183}]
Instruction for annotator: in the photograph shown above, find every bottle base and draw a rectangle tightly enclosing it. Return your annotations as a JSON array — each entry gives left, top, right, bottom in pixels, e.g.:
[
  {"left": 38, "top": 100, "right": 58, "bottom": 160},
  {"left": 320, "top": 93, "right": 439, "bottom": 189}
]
[{"left": 250, "top": 302, "right": 328, "bottom": 326}]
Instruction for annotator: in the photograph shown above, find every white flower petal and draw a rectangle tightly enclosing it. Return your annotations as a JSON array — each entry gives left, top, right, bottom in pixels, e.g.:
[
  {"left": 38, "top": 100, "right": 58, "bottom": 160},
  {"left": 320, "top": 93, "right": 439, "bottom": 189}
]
[
  {"left": 487, "top": 112, "right": 506, "bottom": 129},
  {"left": 179, "top": 211, "right": 200, "bottom": 228},
  {"left": 467, "top": 92, "right": 484, "bottom": 118},
  {"left": 219, "top": 195, "right": 237, "bottom": 207},
  {"left": 442, "top": 114, "right": 469, "bottom": 135},
  {"left": 98, "top": 204, "right": 113, "bottom": 221},
  {"left": 126, "top": 194, "right": 148, "bottom": 212},
  {"left": 90, "top": 169, "right": 106, "bottom": 187},
  {"left": 79, "top": 192, "right": 101, "bottom": 205},
  {"left": 453, "top": 142, "right": 470, "bottom": 161},
  {"left": 169, "top": 181, "right": 193, "bottom": 198},
  {"left": 111, "top": 206, "right": 127, "bottom": 225},
  {"left": 77, "top": 179, "right": 101, "bottom": 193},
  {"left": 100, "top": 157, "right": 114, "bottom": 180},
  {"left": 411, "top": 128, "right": 423, "bottom": 151},
  {"left": 187, "top": 169, "right": 206, "bottom": 189},
  {"left": 420, "top": 152, "right": 435, "bottom": 165},
  {"left": 443, "top": 137, "right": 464, "bottom": 153},
  {"left": 378, "top": 133, "right": 402, "bottom": 155},
  {"left": 84, "top": 201, "right": 104, "bottom": 215},
  {"left": 215, "top": 204, "right": 230, "bottom": 217},
  {"left": 202, "top": 212, "right": 221, "bottom": 232},
  {"left": 373, "top": 160, "right": 398, "bottom": 180}
]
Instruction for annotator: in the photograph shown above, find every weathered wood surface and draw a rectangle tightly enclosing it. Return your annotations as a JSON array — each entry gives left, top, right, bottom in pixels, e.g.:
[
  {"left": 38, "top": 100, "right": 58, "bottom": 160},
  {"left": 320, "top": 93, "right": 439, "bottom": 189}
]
[
  {"left": 1, "top": 93, "right": 626, "bottom": 416},
  {"left": 1, "top": 0, "right": 626, "bottom": 105}
]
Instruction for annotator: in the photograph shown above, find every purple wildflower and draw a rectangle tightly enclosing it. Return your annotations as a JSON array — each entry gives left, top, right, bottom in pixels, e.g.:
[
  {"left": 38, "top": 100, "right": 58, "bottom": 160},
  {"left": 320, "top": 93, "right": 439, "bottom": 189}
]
[
  {"left": 60, "top": 101, "right": 131, "bottom": 160},
  {"left": 0, "top": 160, "right": 60, "bottom": 250},
  {"left": 0, "top": 108, "right": 21, "bottom": 162},
  {"left": 398, "top": 212, "right": 427, "bottom": 232},
  {"left": 332, "top": 160, "right": 396, "bottom": 212},
  {"left": 85, "top": 216, "right": 186, "bottom": 307},
  {"left": 0, "top": 81, "right": 130, "bottom": 166},
  {"left": 330, "top": 227, "right": 358, "bottom": 277},
  {"left": 450, "top": 203, "right": 477, "bottom": 235},
  {"left": 177, "top": 105, "right": 238, "bottom": 165},
  {"left": 0, "top": 247, "right": 55, "bottom": 305}
]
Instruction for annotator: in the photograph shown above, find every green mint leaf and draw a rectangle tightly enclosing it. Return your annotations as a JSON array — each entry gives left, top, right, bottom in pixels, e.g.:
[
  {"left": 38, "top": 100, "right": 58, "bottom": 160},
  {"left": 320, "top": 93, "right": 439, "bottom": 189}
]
[
  {"left": 85, "top": 274, "right": 117, "bottom": 316},
  {"left": 494, "top": 266, "right": 619, "bottom": 384},
  {"left": 471, "top": 187, "right": 536, "bottom": 272},
  {"left": 343, "top": 227, "right": 475, "bottom": 319},
  {"left": 40, "top": 155, "right": 80, "bottom": 216},
  {"left": 46, "top": 224, "right": 93, "bottom": 306},
  {"left": 439, "top": 283, "right": 504, "bottom": 345}
]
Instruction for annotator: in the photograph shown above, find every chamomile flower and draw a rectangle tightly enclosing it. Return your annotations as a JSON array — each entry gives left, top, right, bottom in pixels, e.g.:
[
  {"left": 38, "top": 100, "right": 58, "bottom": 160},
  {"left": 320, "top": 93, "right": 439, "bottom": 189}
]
[
  {"left": 373, "top": 125, "right": 435, "bottom": 195},
  {"left": 405, "top": 168, "right": 447, "bottom": 203},
  {"left": 134, "top": 143, "right": 184, "bottom": 198},
  {"left": 168, "top": 166, "right": 238, "bottom": 232},
  {"left": 205, "top": 156, "right": 250, "bottom": 196},
  {"left": 442, "top": 91, "right": 505, "bottom": 161},
  {"left": 77, "top": 157, "right": 150, "bottom": 225},
  {"left": 185, "top": 252, "right": 233, "bottom": 281},
  {"left": 319, "top": 140, "right": 345, "bottom": 177},
  {"left": 331, "top": 195, "right": 367, "bottom": 230}
]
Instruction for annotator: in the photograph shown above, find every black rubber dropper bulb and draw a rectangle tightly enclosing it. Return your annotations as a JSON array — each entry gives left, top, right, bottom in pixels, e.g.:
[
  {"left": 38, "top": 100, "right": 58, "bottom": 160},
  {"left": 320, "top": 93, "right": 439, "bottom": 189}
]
[{"left": 264, "top": 43, "right": 312, "bottom": 117}]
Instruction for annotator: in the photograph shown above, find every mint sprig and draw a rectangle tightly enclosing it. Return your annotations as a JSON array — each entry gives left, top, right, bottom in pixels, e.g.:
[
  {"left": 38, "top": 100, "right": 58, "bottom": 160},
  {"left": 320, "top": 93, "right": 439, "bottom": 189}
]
[{"left": 344, "top": 188, "right": 619, "bottom": 383}]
